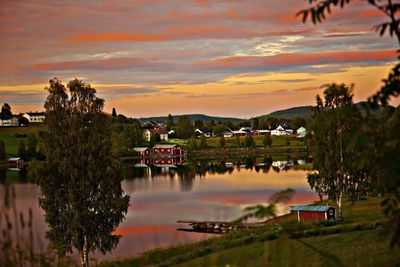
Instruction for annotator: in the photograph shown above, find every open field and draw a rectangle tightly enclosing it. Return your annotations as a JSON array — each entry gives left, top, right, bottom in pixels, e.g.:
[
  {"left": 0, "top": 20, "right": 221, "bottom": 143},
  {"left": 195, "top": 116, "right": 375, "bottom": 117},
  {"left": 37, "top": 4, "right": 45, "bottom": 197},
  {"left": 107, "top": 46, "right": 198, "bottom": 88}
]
[
  {"left": 0, "top": 125, "right": 45, "bottom": 156},
  {"left": 169, "top": 135, "right": 305, "bottom": 149},
  {"left": 99, "top": 198, "right": 400, "bottom": 267}
]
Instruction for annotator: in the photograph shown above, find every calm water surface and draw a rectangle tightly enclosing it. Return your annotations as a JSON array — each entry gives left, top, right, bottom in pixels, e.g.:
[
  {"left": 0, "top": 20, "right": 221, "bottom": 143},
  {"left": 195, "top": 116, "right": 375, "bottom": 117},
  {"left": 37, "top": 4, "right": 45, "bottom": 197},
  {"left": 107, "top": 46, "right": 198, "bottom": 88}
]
[{"left": 0, "top": 158, "right": 318, "bottom": 261}]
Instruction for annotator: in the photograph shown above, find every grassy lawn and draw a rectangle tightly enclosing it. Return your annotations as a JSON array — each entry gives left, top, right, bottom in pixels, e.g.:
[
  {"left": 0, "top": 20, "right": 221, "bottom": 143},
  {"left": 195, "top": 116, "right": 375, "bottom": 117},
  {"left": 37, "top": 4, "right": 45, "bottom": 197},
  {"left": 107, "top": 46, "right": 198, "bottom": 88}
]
[
  {"left": 169, "top": 135, "right": 305, "bottom": 149},
  {"left": 0, "top": 125, "right": 44, "bottom": 156},
  {"left": 179, "top": 230, "right": 399, "bottom": 267},
  {"left": 100, "top": 198, "right": 400, "bottom": 267}
]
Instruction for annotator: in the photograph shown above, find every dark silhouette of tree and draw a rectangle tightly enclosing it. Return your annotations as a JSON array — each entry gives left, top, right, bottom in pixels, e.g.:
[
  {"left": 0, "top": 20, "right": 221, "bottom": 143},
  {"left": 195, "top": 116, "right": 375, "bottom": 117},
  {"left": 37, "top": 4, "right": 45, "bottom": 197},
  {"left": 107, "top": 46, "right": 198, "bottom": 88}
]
[
  {"left": 1, "top": 103, "right": 12, "bottom": 120},
  {"left": 252, "top": 117, "right": 259, "bottom": 129},
  {"left": 299, "top": 0, "right": 400, "bottom": 245},
  {"left": 27, "top": 133, "right": 38, "bottom": 158},
  {"left": 112, "top": 107, "right": 117, "bottom": 117},
  {"left": 165, "top": 114, "right": 175, "bottom": 131},
  {"left": 308, "top": 83, "right": 365, "bottom": 220},
  {"left": 176, "top": 115, "right": 194, "bottom": 139},
  {"left": 0, "top": 140, "right": 6, "bottom": 161},
  {"left": 30, "top": 78, "right": 130, "bottom": 266},
  {"left": 18, "top": 139, "right": 27, "bottom": 159}
]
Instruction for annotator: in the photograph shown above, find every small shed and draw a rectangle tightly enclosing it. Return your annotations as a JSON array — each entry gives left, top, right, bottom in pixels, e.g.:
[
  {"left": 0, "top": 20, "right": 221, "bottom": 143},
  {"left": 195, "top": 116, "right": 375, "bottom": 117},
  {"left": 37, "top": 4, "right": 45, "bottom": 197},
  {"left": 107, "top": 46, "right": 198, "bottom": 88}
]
[
  {"left": 290, "top": 205, "right": 336, "bottom": 222},
  {"left": 8, "top": 157, "right": 24, "bottom": 167}
]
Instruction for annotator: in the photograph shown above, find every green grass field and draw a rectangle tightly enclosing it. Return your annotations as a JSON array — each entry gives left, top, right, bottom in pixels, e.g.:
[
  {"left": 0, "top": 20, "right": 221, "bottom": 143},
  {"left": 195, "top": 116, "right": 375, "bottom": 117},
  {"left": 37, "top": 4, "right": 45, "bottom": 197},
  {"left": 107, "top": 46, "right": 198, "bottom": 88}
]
[
  {"left": 100, "top": 198, "right": 400, "bottom": 267},
  {"left": 169, "top": 135, "right": 305, "bottom": 149},
  {"left": 0, "top": 125, "right": 44, "bottom": 156}
]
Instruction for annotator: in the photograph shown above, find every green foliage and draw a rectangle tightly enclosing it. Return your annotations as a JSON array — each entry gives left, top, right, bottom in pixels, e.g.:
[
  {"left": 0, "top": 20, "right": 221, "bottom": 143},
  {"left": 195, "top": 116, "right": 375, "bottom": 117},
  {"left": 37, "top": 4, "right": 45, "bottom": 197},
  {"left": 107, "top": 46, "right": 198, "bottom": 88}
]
[
  {"left": 219, "top": 136, "right": 225, "bottom": 148},
  {"left": 150, "top": 132, "right": 160, "bottom": 146},
  {"left": 199, "top": 134, "right": 207, "bottom": 150},
  {"left": 123, "top": 124, "right": 144, "bottom": 148},
  {"left": 165, "top": 113, "right": 175, "bottom": 130},
  {"left": 308, "top": 83, "right": 368, "bottom": 219},
  {"left": 245, "top": 135, "right": 255, "bottom": 148},
  {"left": 252, "top": 117, "right": 259, "bottom": 129},
  {"left": 176, "top": 115, "right": 194, "bottom": 138},
  {"left": 236, "top": 188, "right": 294, "bottom": 222},
  {"left": 27, "top": 133, "right": 38, "bottom": 158},
  {"left": 263, "top": 134, "right": 272, "bottom": 147},
  {"left": 18, "top": 139, "right": 27, "bottom": 159},
  {"left": 212, "top": 124, "right": 226, "bottom": 136},
  {"left": 188, "top": 136, "right": 198, "bottom": 151},
  {"left": 0, "top": 140, "right": 6, "bottom": 161},
  {"left": 30, "top": 78, "right": 130, "bottom": 266},
  {"left": 0, "top": 103, "right": 12, "bottom": 120}
]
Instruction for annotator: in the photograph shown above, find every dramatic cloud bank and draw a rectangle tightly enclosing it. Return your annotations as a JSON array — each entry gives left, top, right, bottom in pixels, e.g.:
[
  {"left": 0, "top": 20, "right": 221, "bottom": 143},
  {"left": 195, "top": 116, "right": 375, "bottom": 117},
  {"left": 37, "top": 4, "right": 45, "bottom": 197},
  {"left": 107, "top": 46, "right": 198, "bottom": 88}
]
[{"left": 0, "top": 0, "right": 398, "bottom": 117}]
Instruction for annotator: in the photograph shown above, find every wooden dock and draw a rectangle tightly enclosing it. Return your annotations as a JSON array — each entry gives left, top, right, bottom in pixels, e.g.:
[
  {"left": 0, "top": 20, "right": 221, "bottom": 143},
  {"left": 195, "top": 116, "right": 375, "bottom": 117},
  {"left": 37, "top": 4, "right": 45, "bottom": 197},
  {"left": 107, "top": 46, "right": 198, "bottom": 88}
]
[{"left": 177, "top": 220, "right": 262, "bottom": 234}]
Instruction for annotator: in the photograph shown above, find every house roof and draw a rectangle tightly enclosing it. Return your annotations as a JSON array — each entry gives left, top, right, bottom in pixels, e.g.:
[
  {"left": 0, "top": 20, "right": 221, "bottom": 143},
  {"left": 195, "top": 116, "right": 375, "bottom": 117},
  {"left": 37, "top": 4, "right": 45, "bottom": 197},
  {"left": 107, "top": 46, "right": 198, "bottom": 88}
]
[
  {"left": 297, "top": 127, "right": 306, "bottom": 132},
  {"left": 153, "top": 144, "right": 179, "bottom": 149},
  {"left": 134, "top": 147, "right": 150, "bottom": 152},
  {"left": 25, "top": 112, "right": 45, "bottom": 116},
  {"left": 156, "top": 128, "right": 168, "bottom": 134},
  {"left": 195, "top": 127, "right": 211, "bottom": 133},
  {"left": 290, "top": 205, "right": 334, "bottom": 212},
  {"left": 8, "top": 157, "right": 21, "bottom": 161}
]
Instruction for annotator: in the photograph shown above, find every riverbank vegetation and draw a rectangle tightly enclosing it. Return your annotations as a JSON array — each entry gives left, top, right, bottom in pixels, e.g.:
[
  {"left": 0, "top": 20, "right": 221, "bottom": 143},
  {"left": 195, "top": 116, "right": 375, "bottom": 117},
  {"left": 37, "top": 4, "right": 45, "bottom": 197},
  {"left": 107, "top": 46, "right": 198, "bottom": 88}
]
[{"left": 99, "top": 198, "right": 400, "bottom": 267}]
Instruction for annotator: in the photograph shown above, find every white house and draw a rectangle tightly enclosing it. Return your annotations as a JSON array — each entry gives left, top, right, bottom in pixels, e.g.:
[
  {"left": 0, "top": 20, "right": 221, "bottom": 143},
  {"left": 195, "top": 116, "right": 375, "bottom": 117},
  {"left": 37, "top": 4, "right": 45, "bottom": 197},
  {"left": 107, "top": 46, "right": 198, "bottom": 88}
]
[
  {"left": 144, "top": 128, "right": 169, "bottom": 142},
  {"left": 271, "top": 124, "right": 293, "bottom": 136},
  {"left": 296, "top": 127, "right": 307, "bottom": 138},
  {"left": 222, "top": 131, "right": 234, "bottom": 138},
  {"left": 23, "top": 112, "right": 45, "bottom": 123},
  {"left": 194, "top": 127, "right": 211, "bottom": 138},
  {"left": 0, "top": 117, "right": 18, "bottom": 127}
]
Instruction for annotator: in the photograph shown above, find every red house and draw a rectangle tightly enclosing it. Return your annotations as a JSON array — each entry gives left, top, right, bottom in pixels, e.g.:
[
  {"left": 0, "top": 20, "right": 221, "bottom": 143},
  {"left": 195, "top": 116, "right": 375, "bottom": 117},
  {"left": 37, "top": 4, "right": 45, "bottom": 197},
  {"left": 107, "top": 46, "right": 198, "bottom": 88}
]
[
  {"left": 290, "top": 205, "right": 336, "bottom": 222},
  {"left": 152, "top": 144, "right": 185, "bottom": 156}
]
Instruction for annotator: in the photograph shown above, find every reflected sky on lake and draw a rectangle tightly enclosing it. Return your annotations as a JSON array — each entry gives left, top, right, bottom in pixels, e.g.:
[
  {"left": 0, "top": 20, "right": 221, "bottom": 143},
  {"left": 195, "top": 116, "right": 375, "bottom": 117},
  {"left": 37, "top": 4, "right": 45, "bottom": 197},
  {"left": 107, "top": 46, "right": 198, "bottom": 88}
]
[{"left": 1, "top": 158, "right": 318, "bottom": 261}]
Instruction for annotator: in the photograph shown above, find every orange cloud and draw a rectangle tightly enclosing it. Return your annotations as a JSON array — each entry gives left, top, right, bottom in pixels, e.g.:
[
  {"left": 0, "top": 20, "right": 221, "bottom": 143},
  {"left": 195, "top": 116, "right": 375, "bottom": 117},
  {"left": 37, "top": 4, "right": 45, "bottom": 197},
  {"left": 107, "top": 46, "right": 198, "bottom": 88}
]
[
  {"left": 66, "top": 32, "right": 167, "bottom": 42},
  {"left": 199, "top": 49, "right": 397, "bottom": 69}
]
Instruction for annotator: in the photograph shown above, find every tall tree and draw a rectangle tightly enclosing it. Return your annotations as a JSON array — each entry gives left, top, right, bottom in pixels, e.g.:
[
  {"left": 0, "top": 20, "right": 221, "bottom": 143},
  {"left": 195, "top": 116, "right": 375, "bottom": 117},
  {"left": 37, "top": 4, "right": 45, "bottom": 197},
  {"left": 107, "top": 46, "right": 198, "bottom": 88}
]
[
  {"left": 165, "top": 114, "right": 175, "bottom": 131},
  {"left": 176, "top": 115, "right": 194, "bottom": 139},
  {"left": 1, "top": 103, "right": 12, "bottom": 120},
  {"left": 30, "top": 78, "right": 130, "bottom": 266},
  {"left": 112, "top": 107, "right": 117, "bottom": 117},
  {"left": 308, "top": 83, "right": 363, "bottom": 220},
  {"left": 299, "top": 1, "right": 400, "bottom": 244}
]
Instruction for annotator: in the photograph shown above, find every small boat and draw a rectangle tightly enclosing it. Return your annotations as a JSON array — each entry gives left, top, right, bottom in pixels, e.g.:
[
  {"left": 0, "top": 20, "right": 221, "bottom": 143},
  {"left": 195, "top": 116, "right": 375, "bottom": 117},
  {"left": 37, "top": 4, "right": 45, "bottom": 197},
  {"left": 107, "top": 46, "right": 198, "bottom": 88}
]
[{"left": 225, "top": 162, "right": 234, "bottom": 168}]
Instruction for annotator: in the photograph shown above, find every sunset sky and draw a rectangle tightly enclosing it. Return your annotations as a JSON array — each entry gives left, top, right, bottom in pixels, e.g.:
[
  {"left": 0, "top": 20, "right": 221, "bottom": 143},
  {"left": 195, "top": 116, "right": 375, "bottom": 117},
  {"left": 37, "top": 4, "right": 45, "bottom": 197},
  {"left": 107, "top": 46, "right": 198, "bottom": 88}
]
[{"left": 0, "top": 0, "right": 398, "bottom": 118}]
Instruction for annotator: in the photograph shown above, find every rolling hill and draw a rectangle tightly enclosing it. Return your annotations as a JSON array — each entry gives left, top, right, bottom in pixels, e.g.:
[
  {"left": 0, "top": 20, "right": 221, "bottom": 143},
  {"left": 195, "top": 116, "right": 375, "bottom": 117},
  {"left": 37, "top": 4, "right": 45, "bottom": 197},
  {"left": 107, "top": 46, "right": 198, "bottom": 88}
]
[{"left": 139, "top": 114, "right": 242, "bottom": 123}]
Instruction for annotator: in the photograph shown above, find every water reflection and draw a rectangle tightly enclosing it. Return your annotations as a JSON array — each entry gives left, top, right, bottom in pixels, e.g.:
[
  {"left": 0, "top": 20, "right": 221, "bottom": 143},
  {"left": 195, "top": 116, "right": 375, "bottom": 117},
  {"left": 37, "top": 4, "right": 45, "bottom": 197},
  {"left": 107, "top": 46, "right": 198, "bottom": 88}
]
[{"left": 0, "top": 156, "right": 317, "bottom": 262}]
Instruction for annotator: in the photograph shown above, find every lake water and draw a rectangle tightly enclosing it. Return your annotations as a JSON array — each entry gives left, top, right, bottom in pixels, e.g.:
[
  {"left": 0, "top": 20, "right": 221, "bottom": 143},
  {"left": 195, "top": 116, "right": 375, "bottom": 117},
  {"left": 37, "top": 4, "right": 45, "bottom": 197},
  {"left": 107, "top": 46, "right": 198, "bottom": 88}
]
[{"left": 0, "top": 157, "right": 318, "bottom": 262}]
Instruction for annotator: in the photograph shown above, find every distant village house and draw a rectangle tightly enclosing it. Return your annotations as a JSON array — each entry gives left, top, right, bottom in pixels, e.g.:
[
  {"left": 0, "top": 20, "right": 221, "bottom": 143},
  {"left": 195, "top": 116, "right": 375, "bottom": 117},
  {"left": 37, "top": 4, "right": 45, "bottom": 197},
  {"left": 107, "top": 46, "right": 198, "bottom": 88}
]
[
  {"left": 0, "top": 117, "right": 19, "bottom": 127},
  {"left": 23, "top": 112, "right": 45, "bottom": 123}
]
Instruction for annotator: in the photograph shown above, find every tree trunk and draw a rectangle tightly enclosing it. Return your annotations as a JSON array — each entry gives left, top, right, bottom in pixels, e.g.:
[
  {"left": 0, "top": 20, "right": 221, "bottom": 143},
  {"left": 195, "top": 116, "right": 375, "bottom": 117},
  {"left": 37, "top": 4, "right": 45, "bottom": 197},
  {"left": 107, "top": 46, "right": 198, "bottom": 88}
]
[
  {"left": 337, "top": 193, "right": 343, "bottom": 220},
  {"left": 80, "top": 235, "right": 89, "bottom": 267}
]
